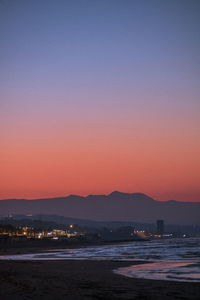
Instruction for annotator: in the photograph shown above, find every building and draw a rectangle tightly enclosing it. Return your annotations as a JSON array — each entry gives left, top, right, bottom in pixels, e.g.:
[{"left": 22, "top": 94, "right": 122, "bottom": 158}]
[{"left": 157, "top": 220, "right": 164, "bottom": 235}]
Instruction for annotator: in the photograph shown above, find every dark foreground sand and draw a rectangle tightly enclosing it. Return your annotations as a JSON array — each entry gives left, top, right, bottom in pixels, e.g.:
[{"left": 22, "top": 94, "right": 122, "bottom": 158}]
[{"left": 0, "top": 260, "right": 200, "bottom": 300}]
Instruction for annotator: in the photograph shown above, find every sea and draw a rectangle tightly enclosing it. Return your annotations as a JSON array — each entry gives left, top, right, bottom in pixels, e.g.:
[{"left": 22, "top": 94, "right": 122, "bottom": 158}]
[{"left": 1, "top": 237, "right": 200, "bottom": 282}]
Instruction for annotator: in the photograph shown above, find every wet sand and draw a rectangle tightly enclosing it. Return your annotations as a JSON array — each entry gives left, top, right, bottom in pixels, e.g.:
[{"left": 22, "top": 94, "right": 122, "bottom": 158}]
[{"left": 0, "top": 260, "right": 200, "bottom": 300}]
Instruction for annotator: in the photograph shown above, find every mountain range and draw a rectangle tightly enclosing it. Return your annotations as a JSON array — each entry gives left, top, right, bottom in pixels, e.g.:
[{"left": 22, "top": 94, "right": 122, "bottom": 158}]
[{"left": 0, "top": 191, "right": 199, "bottom": 225}]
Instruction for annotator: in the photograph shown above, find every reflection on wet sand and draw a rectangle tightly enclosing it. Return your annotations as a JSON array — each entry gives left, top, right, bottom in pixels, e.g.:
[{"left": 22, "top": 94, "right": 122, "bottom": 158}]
[{"left": 114, "top": 261, "right": 200, "bottom": 282}]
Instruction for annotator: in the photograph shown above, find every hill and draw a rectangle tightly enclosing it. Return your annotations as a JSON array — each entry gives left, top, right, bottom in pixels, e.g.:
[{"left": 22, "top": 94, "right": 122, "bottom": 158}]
[{"left": 0, "top": 192, "right": 199, "bottom": 225}]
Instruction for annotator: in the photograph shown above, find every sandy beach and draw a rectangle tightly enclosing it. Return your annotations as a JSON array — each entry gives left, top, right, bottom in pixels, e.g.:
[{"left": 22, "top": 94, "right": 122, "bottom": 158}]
[{"left": 0, "top": 259, "right": 200, "bottom": 300}]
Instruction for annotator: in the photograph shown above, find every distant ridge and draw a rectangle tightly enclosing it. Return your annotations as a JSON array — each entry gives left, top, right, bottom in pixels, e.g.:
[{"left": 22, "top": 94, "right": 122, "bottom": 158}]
[{"left": 0, "top": 192, "right": 199, "bottom": 225}]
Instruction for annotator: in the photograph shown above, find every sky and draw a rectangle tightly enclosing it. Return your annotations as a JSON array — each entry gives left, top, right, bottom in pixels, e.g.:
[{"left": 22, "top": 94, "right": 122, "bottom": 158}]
[{"left": 0, "top": 0, "right": 200, "bottom": 201}]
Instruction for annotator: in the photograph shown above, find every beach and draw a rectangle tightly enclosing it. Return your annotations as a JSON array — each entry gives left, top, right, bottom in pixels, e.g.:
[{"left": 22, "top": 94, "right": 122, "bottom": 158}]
[{"left": 1, "top": 259, "right": 200, "bottom": 300}]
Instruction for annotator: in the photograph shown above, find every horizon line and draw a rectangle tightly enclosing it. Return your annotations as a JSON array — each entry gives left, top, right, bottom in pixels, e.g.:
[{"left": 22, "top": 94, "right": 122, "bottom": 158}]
[{"left": 0, "top": 191, "right": 199, "bottom": 202}]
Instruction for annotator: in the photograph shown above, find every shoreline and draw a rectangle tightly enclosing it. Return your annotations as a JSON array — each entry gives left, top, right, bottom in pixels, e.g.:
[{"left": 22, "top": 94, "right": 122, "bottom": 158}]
[
  {"left": 1, "top": 241, "right": 200, "bottom": 299},
  {"left": 0, "top": 259, "right": 200, "bottom": 299},
  {"left": 0, "top": 239, "right": 145, "bottom": 256}
]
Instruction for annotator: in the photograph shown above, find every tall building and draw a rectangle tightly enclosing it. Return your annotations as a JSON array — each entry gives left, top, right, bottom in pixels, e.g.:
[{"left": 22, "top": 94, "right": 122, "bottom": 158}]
[{"left": 157, "top": 220, "right": 164, "bottom": 235}]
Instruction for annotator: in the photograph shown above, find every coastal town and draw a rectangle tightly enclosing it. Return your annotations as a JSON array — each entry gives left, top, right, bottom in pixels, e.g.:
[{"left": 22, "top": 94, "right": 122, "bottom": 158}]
[{"left": 1, "top": 215, "right": 195, "bottom": 254}]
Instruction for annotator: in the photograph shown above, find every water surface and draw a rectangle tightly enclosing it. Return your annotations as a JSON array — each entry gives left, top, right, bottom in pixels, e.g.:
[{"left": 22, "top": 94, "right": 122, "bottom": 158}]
[{"left": 1, "top": 237, "right": 200, "bottom": 282}]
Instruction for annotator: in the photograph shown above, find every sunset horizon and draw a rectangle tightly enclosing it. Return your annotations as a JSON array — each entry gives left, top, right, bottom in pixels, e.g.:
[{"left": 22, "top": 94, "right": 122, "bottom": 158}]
[
  {"left": 1, "top": 1, "right": 199, "bottom": 205},
  {"left": 0, "top": 189, "right": 200, "bottom": 202}
]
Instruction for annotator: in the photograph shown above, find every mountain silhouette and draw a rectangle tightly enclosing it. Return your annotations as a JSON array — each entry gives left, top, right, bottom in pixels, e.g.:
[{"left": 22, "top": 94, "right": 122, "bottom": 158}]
[{"left": 0, "top": 192, "right": 199, "bottom": 225}]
